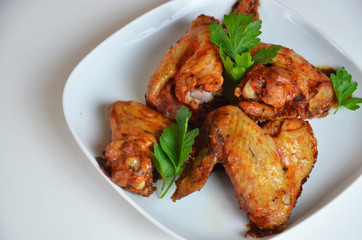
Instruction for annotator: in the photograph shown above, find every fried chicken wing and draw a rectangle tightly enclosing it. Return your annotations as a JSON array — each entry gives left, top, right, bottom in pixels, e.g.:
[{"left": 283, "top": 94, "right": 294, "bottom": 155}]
[
  {"left": 171, "top": 113, "right": 219, "bottom": 201},
  {"left": 172, "top": 105, "right": 317, "bottom": 235},
  {"left": 249, "top": 118, "right": 318, "bottom": 236},
  {"left": 235, "top": 43, "right": 336, "bottom": 122},
  {"left": 146, "top": 14, "right": 227, "bottom": 127},
  {"left": 231, "top": 0, "right": 260, "bottom": 21},
  {"left": 262, "top": 119, "right": 318, "bottom": 190},
  {"left": 103, "top": 101, "right": 172, "bottom": 197},
  {"left": 171, "top": 147, "right": 217, "bottom": 201}
]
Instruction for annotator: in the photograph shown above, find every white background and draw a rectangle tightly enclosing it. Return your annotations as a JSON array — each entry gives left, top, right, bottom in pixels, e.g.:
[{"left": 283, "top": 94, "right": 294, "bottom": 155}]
[{"left": 1, "top": 0, "right": 361, "bottom": 239}]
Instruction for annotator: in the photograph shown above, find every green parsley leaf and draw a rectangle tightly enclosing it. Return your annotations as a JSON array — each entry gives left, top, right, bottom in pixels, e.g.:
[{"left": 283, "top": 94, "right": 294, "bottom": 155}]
[
  {"left": 151, "top": 106, "right": 199, "bottom": 198},
  {"left": 252, "top": 45, "right": 283, "bottom": 65},
  {"left": 179, "top": 128, "right": 199, "bottom": 171},
  {"left": 151, "top": 144, "right": 175, "bottom": 180},
  {"left": 209, "top": 13, "right": 281, "bottom": 84},
  {"left": 159, "top": 125, "right": 178, "bottom": 169},
  {"left": 330, "top": 67, "right": 362, "bottom": 114},
  {"left": 209, "top": 13, "right": 261, "bottom": 60},
  {"left": 220, "top": 48, "right": 254, "bottom": 82}
]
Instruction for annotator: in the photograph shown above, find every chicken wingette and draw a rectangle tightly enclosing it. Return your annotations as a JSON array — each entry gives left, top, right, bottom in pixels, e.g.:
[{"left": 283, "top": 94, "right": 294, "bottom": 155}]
[
  {"left": 146, "top": 14, "right": 226, "bottom": 127},
  {"left": 103, "top": 101, "right": 172, "bottom": 197},
  {"left": 172, "top": 106, "right": 317, "bottom": 235}
]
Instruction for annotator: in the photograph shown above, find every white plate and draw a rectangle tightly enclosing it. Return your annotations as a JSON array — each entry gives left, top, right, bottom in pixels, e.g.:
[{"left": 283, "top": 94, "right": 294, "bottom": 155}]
[{"left": 62, "top": 0, "right": 362, "bottom": 239}]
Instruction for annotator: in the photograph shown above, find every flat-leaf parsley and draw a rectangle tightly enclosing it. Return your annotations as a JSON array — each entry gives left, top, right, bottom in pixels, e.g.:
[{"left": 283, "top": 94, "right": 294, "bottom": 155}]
[
  {"left": 331, "top": 67, "right": 362, "bottom": 114},
  {"left": 209, "top": 12, "right": 282, "bottom": 83},
  {"left": 151, "top": 106, "right": 199, "bottom": 198}
]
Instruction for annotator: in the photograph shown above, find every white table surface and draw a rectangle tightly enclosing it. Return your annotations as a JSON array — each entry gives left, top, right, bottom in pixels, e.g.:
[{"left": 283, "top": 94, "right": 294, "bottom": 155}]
[{"left": 1, "top": 0, "right": 361, "bottom": 239}]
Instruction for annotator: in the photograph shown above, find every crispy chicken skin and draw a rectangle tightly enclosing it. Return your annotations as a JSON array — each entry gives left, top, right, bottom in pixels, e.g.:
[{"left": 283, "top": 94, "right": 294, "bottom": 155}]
[
  {"left": 235, "top": 42, "right": 336, "bottom": 122},
  {"left": 171, "top": 147, "right": 217, "bottom": 201},
  {"left": 251, "top": 118, "right": 317, "bottom": 236},
  {"left": 171, "top": 114, "right": 219, "bottom": 201},
  {"left": 104, "top": 101, "right": 172, "bottom": 197},
  {"left": 232, "top": 0, "right": 260, "bottom": 21},
  {"left": 146, "top": 14, "right": 226, "bottom": 127},
  {"left": 172, "top": 106, "right": 317, "bottom": 234}
]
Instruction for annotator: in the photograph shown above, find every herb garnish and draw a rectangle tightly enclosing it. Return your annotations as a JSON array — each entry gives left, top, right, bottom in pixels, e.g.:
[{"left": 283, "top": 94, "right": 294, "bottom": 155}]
[
  {"left": 331, "top": 67, "right": 362, "bottom": 114},
  {"left": 209, "top": 13, "right": 282, "bottom": 83},
  {"left": 151, "top": 106, "right": 199, "bottom": 198}
]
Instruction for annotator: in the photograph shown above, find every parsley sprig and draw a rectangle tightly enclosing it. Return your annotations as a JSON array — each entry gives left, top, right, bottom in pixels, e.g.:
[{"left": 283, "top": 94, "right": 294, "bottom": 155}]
[
  {"left": 151, "top": 106, "right": 199, "bottom": 198},
  {"left": 209, "top": 13, "right": 282, "bottom": 83},
  {"left": 331, "top": 67, "right": 362, "bottom": 114}
]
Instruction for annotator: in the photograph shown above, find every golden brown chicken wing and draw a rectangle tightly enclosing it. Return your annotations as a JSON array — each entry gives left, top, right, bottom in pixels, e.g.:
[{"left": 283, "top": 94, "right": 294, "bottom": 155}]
[
  {"left": 171, "top": 115, "right": 218, "bottom": 201},
  {"left": 231, "top": 0, "right": 260, "bottom": 21},
  {"left": 146, "top": 14, "right": 227, "bottom": 127},
  {"left": 235, "top": 42, "right": 336, "bottom": 122},
  {"left": 249, "top": 118, "right": 318, "bottom": 236},
  {"left": 103, "top": 101, "right": 172, "bottom": 197},
  {"left": 172, "top": 105, "right": 317, "bottom": 236}
]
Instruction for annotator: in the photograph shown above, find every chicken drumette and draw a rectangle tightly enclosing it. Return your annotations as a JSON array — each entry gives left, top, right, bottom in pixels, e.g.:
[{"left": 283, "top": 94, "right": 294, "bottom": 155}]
[
  {"left": 146, "top": 14, "right": 227, "bottom": 127},
  {"left": 103, "top": 101, "right": 172, "bottom": 197}
]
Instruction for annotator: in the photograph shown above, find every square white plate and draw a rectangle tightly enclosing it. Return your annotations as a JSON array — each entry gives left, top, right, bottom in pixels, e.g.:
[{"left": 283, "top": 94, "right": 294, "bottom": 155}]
[{"left": 63, "top": 0, "right": 362, "bottom": 239}]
